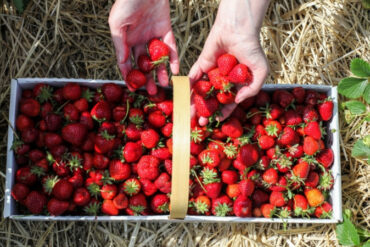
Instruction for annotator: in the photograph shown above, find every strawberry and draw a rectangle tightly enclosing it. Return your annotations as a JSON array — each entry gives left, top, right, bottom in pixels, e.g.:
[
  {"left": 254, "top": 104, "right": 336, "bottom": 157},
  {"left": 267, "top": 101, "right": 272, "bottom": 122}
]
[
  {"left": 140, "top": 178, "right": 157, "bottom": 196},
  {"left": 239, "top": 179, "right": 255, "bottom": 197},
  {"left": 292, "top": 87, "right": 305, "bottom": 104},
  {"left": 151, "top": 194, "right": 169, "bottom": 214},
  {"left": 21, "top": 127, "right": 39, "bottom": 143},
  {"left": 303, "top": 136, "right": 319, "bottom": 155},
  {"left": 11, "top": 183, "right": 30, "bottom": 201},
  {"left": 217, "top": 54, "right": 237, "bottom": 76},
  {"left": 137, "top": 155, "right": 160, "bottom": 181},
  {"left": 270, "top": 176, "right": 288, "bottom": 192},
  {"left": 101, "top": 184, "right": 118, "bottom": 200},
  {"left": 109, "top": 160, "right": 130, "bottom": 181},
  {"left": 123, "top": 142, "right": 143, "bottom": 162},
  {"left": 304, "top": 121, "right": 321, "bottom": 140},
  {"left": 278, "top": 126, "right": 297, "bottom": 146},
  {"left": 314, "top": 202, "right": 332, "bottom": 218},
  {"left": 148, "top": 38, "right": 169, "bottom": 63},
  {"left": 193, "top": 195, "right": 211, "bottom": 214},
  {"left": 221, "top": 118, "right": 243, "bottom": 138},
  {"left": 91, "top": 100, "right": 111, "bottom": 122},
  {"left": 63, "top": 83, "right": 81, "bottom": 100},
  {"left": 221, "top": 170, "right": 238, "bottom": 185},
  {"left": 93, "top": 153, "right": 109, "bottom": 170},
  {"left": 193, "top": 93, "right": 219, "bottom": 118},
  {"left": 264, "top": 120, "right": 282, "bottom": 138},
  {"left": 293, "top": 194, "right": 308, "bottom": 216},
  {"left": 126, "top": 69, "right": 147, "bottom": 90},
  {"left": 102, "top": 83, "right": 123, "bottom": 103},
  {"left": 305, "top": 171, "right": 320, "bottom": 188},
  {"left": 94, "top": 131, "right": 116, "bottom": 154},
  {"left": 16, "top": 114, "right": 34, "bottom": 131},
  {"left": 16, "top": 167, "right": 37, "bottom": 186},
  {"left": 74, "top": 98, "right": 89, "bottom": 112},
  {"left": 52, "top": 179, "right": 74, "bottom": 200},
  {"left": 262, "top": 168, "right": 278, "bottom": 187},
  {"left": 236, "top": 144, "right": 260, "bottom": 167},
  {"left": 138, "top": 55, "right": 154, "bottom": 73},
  {"left": 269, "top": 191, "right": 286, "bottom": 207},
  {"left": 148, "top": 110, "right": 166, "bottom": 128},
  {"left": 318, "top": 99, "right": 333, "bottom": 121},
  {"left": 24, "top": 191, "right": 47, "bottom": 214},
  {"left": 141, "top": 129, "right": 160, "bottom": 149},
  {"left": 157, "top": 100, "right": 173, "bottom": 116},
  {"left": 303, "top": 105, "right": 319, "bottom": 123},
  {"left": 47, "top": 198, "right": 69, "bottom": 216},
  {"left": 45, "top": 113, "right": 62, "bottom": 132},
  {"left": 113, "top": 193, "right": 128, "bottom": 209},
  {"left": 260, "top": 203, "right": 276, "bottom": 218},
  {"left": 212, "top": 195, "right": 232, "bottom": 216},
  {"left": 216, "top": 91, "right": 235, "bottom": 104},
  {"left": 233, "top": 195, "right": 252, "bottom": 217},
  {"left": 255, "top": 91, "right": 271, "bottom": 107},
  {"left": 305, "top": 90, "right": 319, "bottom": 105},
  {"left": 284, "top": 110, "right": 303, "bottom": 126},
  {"left": 129, "top": 193, "right": 147, "bottom": 214},
  {"left": 122, "top": 178, "right": 141, "bottom": 196},
  {"left": 316, "top": 148, "right": 334, "bottom": 169},
  {"left": 44, "top": 133, "right": 63, "bottom": 148},
  {"left": 199, "top": 149, "right": 221, "bottom": 168},
  {"left": 252, "top": 189, "right": 269, "bottom": 207},
  {"left": 73, "top": 187, "right": 91, "bottom": 206},
  {"left": 228, "top": 64, "right": 252, "bottom": 84},
  {"left": 292, "top": 161, "right": 310, "bottom": 181},
  {"left": 125, "top": 123, "right": 142, "bottom": 140},
  {"left": 61, "top": 123, "right": 87, "bottom": 146},
  {"left": 274, "top": 90, "right": 295, "bottom": 108},
  {"left": 304, "top": 188, "right": 324, "bottom": 207},
  {"left": 154, "top": 172, "right": 171, "bottom": 194},
  {"left": 193, "top": 80, "right": 213, "bottom": 97},
  {"left": 151, "top": 147, "right": 171, "bottom": 160},
  {"left": 287, "top": 144, "right": 304, "bottom": 158},
  {"left": 318, "top": 171, "right": 334, "bottom": 191},
  {"left": 102, "top": 199, "right": 119, "bottom": 215},
  {"left": 63, "top": 103, "right": 80, "bottom": 121},
  {"left": 20, "top": 98, "right": 40, "bottom": 117},
  {"left": 258, "top": 135, "right": 275, "bottom": 150}
]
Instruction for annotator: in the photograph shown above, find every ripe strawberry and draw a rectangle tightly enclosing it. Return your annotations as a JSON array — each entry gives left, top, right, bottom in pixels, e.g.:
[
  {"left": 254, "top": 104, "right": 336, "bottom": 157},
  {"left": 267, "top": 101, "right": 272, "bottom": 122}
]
[
  {"left": 204, "top": 182, "right": 222, "bottom": 199},
  {"left": 128, "top": 193, "right": 147, "bottom": 214},
  {"left": 292, "top": 87, "right": 305, "bottom": 104},
  {"left": 102, "top": 199, "right": 119, "bottom": 215},
  {"left": 228, "top": 64, "right": 252, "bottom": 84},
  {"left": 221, "top": 118, "right": 243, "bottom": 138},
  {"left": 126, "top": 69, "right": 147, "bottom": 90},
  {"left": 258, "top": 135, "right": 275, "bottom": 150},
  {"left": 16, "top": 114, "right": 34, "bottom": 131},
  {"left": 24, "top": 191, "right": 47, "bottom": 214},
  {"left": 236, "top": 144, "right": 260, "bottom": 167},
  {"left": 239, "top": 179, "right": 255, "bottom": 197},
  {"left": 73, "top": 187, "right": 91, "bottom": 206},
  {"left": 316, "top": 148, "right": 334, "bottom": 168},
  {"left": 199, "top": 149, "right": 221, "bottom": 168},
  {"left": 123, "top": 178, "right": 141, "bottom": 196},
  {"left": 252, "top": 189, "right": 269, "bottom": 207},
  {"left": 212, "top": 195, "right": 232, "bottom": 216},
  {"left": 63, "top": 83, "right": 81, "bottom": 100},
  {"left": 102, "top": 83, "right": 123, "bottom": 103},
  {"left": 21, "top": 127, "right": 38, "bottom": 143},
  {"left": 193, "top": 93, "right": 219, "bottom": 118},
  {"left": 11, "top": 183, "right": 30, "bottom": 201},
  {"left": 20, "top": 98, "right": 40, "bottom": 117},
  {"left": 157, "top": 100, "right": 173, "bottom": 116},
  {"left": 94, "top": 131, "right": 116, "bottom": 154},
  {"left": 151, "top": 194, "right": 169, "bottom": 214},
  {"left": 292, "top": 161, "right": 310, "bottom": 180},
  {"left": 269, "top": 191, "right": 286, "bottom": 207},
  {"left": 109, "top": 160, "right": 130, "bottom": 181},
  {"left": 93, "top": 153, "right": 109, "bottom": 170},
  {"left": 284, "top": 110, "right": 303, "bottom": 126},
  {"left": 216, "top": 91, "right": 235, "bottom": 104},
  {"left": 52, "top": 179, "right": 74, "bottom": 200},
  {"left": 141, "top": 129, "right": 160, "bottom": 149},
  {"left": 314, "top": 202, "right": 332, "bottom": 218},
  {"left": 154, "top": 172, "right": 171, "bottom": 194},
  {"left": 318, "top": 99, "right": 333, "bottom": 121},
  {"left": 140, "top": 178, "right": 157, "bottom": 196},
  {"left": 125, "top": 123, "right": 142, "bottom": 140},
  {"left": 61, "top": 123, "right": 87, "bottom": 146},
  {"left": 293, "top": 194, "right": 308, "bottom": 216},
  {"left": 303, "top": 136, "right": 319, "bottom": 155},
  {"left": 16, "top": 167, "right": 37, "bottom": 186},
  {"left": 193, "top": 195, "right": 210, "bottom": 214},
  {"left": 226, "top": 184, "right": 240, "bottom": 198},
  {"left": 123, "top": 142, "right": 143, "bottom": 162},
  {"left": 217, "top": 54, "right": 237, "bottom": 75},
  {"left": 305, "top": 90, "right": 319, "bottom": 105},
  {"left": 221, "top": 170, "right": 238, "bottom": 185},
  {"left": 287, "top": 144, "right": 304, "bottom": 158},
  {"left": 47, "top": 198, "right": 69, "bottom": 216},
  {"left": 304, "top": 121, "right": 321, "bottom": 140},
  {"left": 303, "top": 105, "right": 319, "bottom": 123},
  {"left": 45, "top": 113, "right": 62, "bottom": 132},
  {"left": 193, "top": 80, "right": 213, "bottom": 97},
  {"left": 262, "top": 168, "right": 278, "bottom": 187},
  {"left": 113, "top": 193, "right": 129, "bottom": 209},
  {"left": 91, "top": 100, "right": 111, "bottom": 122},
  {"left": 148, "top": 110, "right": 166, "bottom": 128},
  {"left": 305, "top": 171, "right": 319, "bottom": 188},
  {"left": 151, "top": 147, "right": 171, "bottom": 160},
  {"left": 270, "top": 176, "right": 288, "bottom": 192},
  {"left": 255, "top": 91, "right": 271, "bottom": 107},
  {"left": 137, "top": 155, "right": 160, "bottom": 181},
  {"left": 304, "top": 188, "right": 324, "bottom": 207},
  {"left": 101, "top": 184, "right": 118, "bottom": 200},
  {"left": 260, "top": 203, "right": 276, "bottom": 218},
  {"left": 264, "top": 120, "right": 282, "bottom": 138},
  {"left": 63, "top": 103, "right": 80, "bottom": 121},
  {"left": 138, "top": 54, "right": 154, "bottom": 73},
  {"left": 278, "top": 126, "right": 297, "bottom": 146},
  {"left": 44, "top": 133, "right": 63, "bottom": 148},
  {"left": 148, "top": 38, "right": 169, "bottom": 63},
  {"left": 233, "top": 195, "right": 252, "bottom": 217}
]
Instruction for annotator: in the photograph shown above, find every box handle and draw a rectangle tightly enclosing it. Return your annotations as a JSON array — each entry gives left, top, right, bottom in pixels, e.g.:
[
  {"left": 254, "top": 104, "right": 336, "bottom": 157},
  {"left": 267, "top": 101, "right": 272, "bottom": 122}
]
[{"left": 169, "top": 76, "right": 191, "bottom": 219}]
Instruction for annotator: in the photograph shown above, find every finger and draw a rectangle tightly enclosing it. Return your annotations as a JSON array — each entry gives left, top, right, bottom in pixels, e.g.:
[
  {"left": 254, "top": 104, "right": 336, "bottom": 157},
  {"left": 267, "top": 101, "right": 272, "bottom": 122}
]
[
  {"left": 156, "top": 63, "right": 169, "bottom": 87},
  {"left": 145, "top": 74, "right": 157, "bottom": 95},
  {"left": 133, "top": 45, "right": 147, "bottom": 66},
  {"left": 235, "top": 66, "right": 268, "bottom": 103},
  {"left": 216, "top": 103, "right": 237, "bottom": 122},
  {"left": 110, "top": 25, "right": 131, "bottom": 68},
  {"left": 199, "top": 117, "right": 209, "bottom": 126},
  {"left": 188, "top": 62, "right": 205, "bottom": 85},
  {"left": 163, "top": 30, "right": 179, "bottom": 75},
  {"left": 119, "top": 59, "right": 132, "bottom": 80},
  {"left": 190, "top": 97, "right": 197, "bottom": 119}
]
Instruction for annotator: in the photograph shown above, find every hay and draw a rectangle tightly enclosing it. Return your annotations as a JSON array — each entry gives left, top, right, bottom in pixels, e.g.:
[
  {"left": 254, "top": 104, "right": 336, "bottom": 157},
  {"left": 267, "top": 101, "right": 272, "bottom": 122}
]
[{"left": 0, "top": 0, "right": 369, "bottom": 246}]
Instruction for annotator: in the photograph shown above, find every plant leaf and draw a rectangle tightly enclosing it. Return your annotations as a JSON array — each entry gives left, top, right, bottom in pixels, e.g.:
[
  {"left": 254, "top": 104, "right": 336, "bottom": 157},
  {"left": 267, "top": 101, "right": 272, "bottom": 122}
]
[
  {"left": 336, "top": 213, "right": 361, "bottom": 246},
  {"left": 350, "top": 58, "right": 370, "bottom": 77},
  {"left": 352, "top": 137, "right": 370, "bottom": 163},
  {"left": 338, "top": 77, "right": 368, "bottom": 99},
  {"left": 13, "top": 0, "right": 24, "bottom": 13},
  {"left": 363, "top": 84, "right": 370, "bottom": 104},
  {"left": 343, "top": 101, "right": 366, "bottom": 115},
  {"left": 363, "top": 240, "right": 370, "bottom": 247}
]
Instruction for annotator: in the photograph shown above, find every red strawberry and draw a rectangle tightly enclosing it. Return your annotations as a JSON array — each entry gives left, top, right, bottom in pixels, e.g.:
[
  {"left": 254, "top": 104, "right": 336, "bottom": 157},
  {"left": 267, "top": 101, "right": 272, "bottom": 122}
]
[
  {"left": 94, "top": 131, "right": 116, "bottom": 154},
  {"left": 305, "top": 90, "right": 319, "bottom": 105},
  {"left": 269, "top": 191, "right": 286, "bottom": 207},
  {"left": 233, "top": 195, "right": 252, "bottom": 217},
  {"left": 318, "top": 99, "right": 333, "bottom": 121},
  {"left": 137, "top": 155, "right": 160, "bottom": 181},
  {"left": 148, "top": 38, "right": 169, "bottom": 63},
  {"left": 221, "top": 170, "right": 238, "bottom": 185},
  {"left": 148, "top": 110, "right": 166, "bottom": 128},
  {"left": 287, "top": 144, "right": 304, "bottom": 158},
  {"left": 52, "top": 179, "right": 74, "bottom": 200},
  {"left": 24, "top": 191, "right": 47, "bottom": 214},
  {"left": 16, "top": 167, "right": 37, "bottom": 186},
  {"left": 141, "top": 129, "right": 160, "bottom": 149},
  {"left": 221, "top": 118, "right": 243, "bottom": 138},
  {"left": 102, "top": 199, "right": 119, "bottom": 215},
  {"left": 264, "top": 120, "right": 282, "bottom": 138},
  {"left": 199, "top": 149, "right": 221, "bottom": 168},
  {"left": 151, "top": 147, "right": 171, "bottom": 160},
  {"left": 140, "top": 178, "right": 157, "bottom": 196},
  {"left": 304, "top": 121, "right": 321, "bottom": 140},
  {"left": 161, "top": 122, "right": 173, "bottom": 137},
  {"left": 316, "top": 148, "right": 334, "bottom": 168},
  {"left": 292, "top": 161, "right": 310, "bottom": 180},
  {"left": 304, "top": 188, "right": 324, "bottom": 207},
  {"left": 314, "top": 202, "right": 332, "bottom": 218},
  {"left": 236, "top": 144, "right": 260, "bottom": 167},
  {"left": 292, "top": 87, "right": 305, "bottom": 104},
  {"left": 270, "top": 176, "right": 288, "bottom": 192},
  {"left": 63, "top": 83, "right": 81, "bottom": 100},
  {"left": 109, "top": 160, "right": 131, "bottom": 181},
  {"left": 217, "top": 54, "right": 237, "bottom": 76},
  {"left": 273, "top": 90, "right": 294, "bottom": 108},
  {"left": 212, "top": 195, "right": 232, "bottom": 216},
  {"left": 125, "top": 123, "right": 142, "bottom": 140},
  {"left": 151, "top": 194, "right": 169, "bottom": 213},
  {"left": 16, "top": 114, "right": 34, "bottom": 131},
  {"left": 47, "top": 198, "right": 69, "bottom": 216},
  {"left": 157, "top": 100, "right": 173, "bottom": 116},
  {"left": 194, "top": 195, "right": 211, "bottom": 214},
  {"left": 101, "top": 184, "right": 118, "bottom": 200},
  {"left": 154, "top": 172, "right": 171, "bottom": 194},
  {"left": 102, "top": 83, "right": 123, "bottom": 103},
  {"left": 123, "top": 142, "right": 143, "bottom": 162},
  {"left": 204, "top": 182, "right": 222, "bottom": 199},
  {"left": 138, "top": 55, "right": 154, "bottom": 73},
  {"left": 91, "top": 100, "right": 111, "bottom": 122},
  {"left": 255, "top": 91, "right": 271, "bottom": 107},
  {"left": 11, "top": 183, "right": 30, "bottom": 201},
  {"left": 278, "top": 126, "right": 297, "bottom": 146},
  {"left": 129, "top": 193, "right": 147, "bottom": 214},
  {"left": 216, "top": 91, "right": 235, "bottom": 104},
  {"left": 122, "top": 178, "right": 141, "bottom": 196},
  {"left": 258, "top": 135, "right": 275, "bottom": 150},
  {"left": 303, "top": 136, "right": 319, "bottom": 155},
  {"left": 113, "top": 193, "right": 129, "bottom": 209},
  {"left": 45, "top": 113, "right": 62, "bottom": 132},
  {"left": 252, "top": 189, "right": 269, "bottom": 207},
  {"left": 74, "top": 98, "right": 89, "bottom": 112},
  {"left": 239, "top": 179, "right": 255, "bottom": 197},
  {"left": 61, "top": 123, "right": 87, "bottom": 146},
  {"left": 228, "top": 64, "right": 252, "bottom": 84},
  {"left": 239, "top": 96, "right": 255, "bottom": 110},
  {"left": 43, "top": 133, "right": 62, "bottom": 149},
  {"left": 193, "top": 94, "right": 219, "bottom": 118},
  {"left": 284, "top": 110, "right": 303, "bottom": 126},
  {"left": 305, "top": 171, "right": 320, "bottom": 188},
  {"left": 20, "top": 98, "right": 40, "bottom": 117},
  {"left": 261, "top": 203, "right": 276, "bottom": 218},
  {"left": 262, "top": 168, "right": 278, "bottom": 187},
  {"left": 303, "top": 105, "right": 319, "bottom": 123},
  {"left": 63, "top": 103, "right": 80, "bottom": 121},
  {"left": 126, "top": 69, "right": 147, "bottom": 90},
  {"left": 73, "top": 187, "right": 91, "bottom": 206},
  {"left": 193, "top": 80, "right": 213, "bottom": 97}
]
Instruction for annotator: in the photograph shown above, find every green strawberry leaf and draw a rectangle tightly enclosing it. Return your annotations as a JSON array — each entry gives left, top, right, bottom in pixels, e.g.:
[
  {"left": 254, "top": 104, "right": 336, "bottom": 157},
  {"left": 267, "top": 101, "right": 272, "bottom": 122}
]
[
  {"left": 363, "top": 84, "right": 370, "bottom": 104},
  {"left": 343, "top": 101, "right": 366, "bottom": 115},
  {"left": 338, "top": 77, "right": 368, "bottom": 99},
  {"left": 363, "top": 240, "right": 370, "bottom": 247},
  {"left": 336, "top": 212, "right": 361, "bottom": 246},
  {"left": 351, "top": 137, "right": 370, "bottom": 163},
  {"left": 350, "top": 58, "right": 370, "bottom": 77}
]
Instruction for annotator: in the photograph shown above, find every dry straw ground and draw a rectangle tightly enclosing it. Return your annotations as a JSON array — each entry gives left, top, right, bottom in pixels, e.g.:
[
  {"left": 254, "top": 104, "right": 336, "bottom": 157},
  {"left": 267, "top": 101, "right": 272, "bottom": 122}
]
[{"left": 0, "top": 0, "right": 369, "bottom": 246}]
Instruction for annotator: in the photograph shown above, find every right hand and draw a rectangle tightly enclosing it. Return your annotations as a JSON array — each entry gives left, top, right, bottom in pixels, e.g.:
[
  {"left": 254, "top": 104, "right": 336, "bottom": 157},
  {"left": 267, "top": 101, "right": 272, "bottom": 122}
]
[{"left": 109, "top": 0, "right": 179, "bottom": 95}]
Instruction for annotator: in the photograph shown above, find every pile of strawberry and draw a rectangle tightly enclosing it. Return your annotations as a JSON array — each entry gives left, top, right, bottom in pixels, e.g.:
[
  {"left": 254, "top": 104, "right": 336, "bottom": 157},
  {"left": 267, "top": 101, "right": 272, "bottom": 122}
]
[
  {"left": 188, "top": 54, "right": 335, "bottom": 218},
  {"left": 12, "top": 82, "right": 175, "bottom": 216}
]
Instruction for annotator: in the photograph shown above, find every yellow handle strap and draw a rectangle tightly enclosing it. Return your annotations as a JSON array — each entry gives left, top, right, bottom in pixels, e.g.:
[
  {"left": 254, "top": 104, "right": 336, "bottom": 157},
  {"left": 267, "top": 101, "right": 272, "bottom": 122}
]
[{"left": 169, "top": 76, "right": 191, "bottom": 219}]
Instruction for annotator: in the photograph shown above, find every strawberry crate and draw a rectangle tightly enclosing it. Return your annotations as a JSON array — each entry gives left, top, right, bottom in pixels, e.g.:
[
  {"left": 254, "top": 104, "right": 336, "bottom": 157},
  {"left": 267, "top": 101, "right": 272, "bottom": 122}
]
[{"left": 4, "top": 78, "right": 342, "bottom": 223}]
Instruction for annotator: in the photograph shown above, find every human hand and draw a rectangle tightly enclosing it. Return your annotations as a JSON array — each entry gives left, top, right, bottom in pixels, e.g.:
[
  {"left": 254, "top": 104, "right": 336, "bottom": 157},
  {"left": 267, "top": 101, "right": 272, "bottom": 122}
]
[
  {"left": 189, "top": 0, "right": 270, "bottom": 126},
  {"left": 109, "top": 0, "right": 179, "bottom": 95}
]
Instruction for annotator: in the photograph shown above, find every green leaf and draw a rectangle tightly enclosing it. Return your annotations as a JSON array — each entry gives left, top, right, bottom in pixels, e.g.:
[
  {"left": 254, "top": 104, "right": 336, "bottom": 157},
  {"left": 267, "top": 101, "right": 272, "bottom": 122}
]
[
  {"left": 363, "top": 0, "right": 370, "bottom": 10},
  {"left": 352, "top": 137, "right": 370, "bottom": 162},
  {"left": 363, "top": 240, "right": 370, "bottom": 247},
  {"left": 350, "top": 58, "right": 370, "bottom": 77},
  {"left": 13, "top": 0, "right": 24, "bottom": 13},
  {"left": 363, "top": 84, "right": 370, "bottom": 104},
  {"left": 338, "top": 77, "right": 368, "bottom": 99},
  {"left": 336, "top": 213, "right": 361, "bottom": 246},
  {"left": 343, "top": 101, "right": 366, "bottom": 115}
]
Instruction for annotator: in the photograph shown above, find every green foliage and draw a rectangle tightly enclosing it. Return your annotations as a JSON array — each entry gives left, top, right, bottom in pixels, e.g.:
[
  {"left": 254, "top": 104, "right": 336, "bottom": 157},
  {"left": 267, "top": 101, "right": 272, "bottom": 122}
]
[
  {"left": 351, "top": 136, "right": 370, "bottom": 164},
  {"left": 343, "top": 101, "right": 366, "bottom": 115},
  {"left": 336, "top": 209, "right": 370, "bottom": 246}
]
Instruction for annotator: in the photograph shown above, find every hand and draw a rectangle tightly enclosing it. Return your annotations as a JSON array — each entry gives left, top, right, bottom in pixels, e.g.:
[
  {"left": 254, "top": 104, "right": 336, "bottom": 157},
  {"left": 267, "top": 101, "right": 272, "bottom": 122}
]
[
  {"left": 189, "top": 0, "right": 270, "bottom": 126},
  {"left": 109, "top": 0, "right": 179, "bottom": 95}
]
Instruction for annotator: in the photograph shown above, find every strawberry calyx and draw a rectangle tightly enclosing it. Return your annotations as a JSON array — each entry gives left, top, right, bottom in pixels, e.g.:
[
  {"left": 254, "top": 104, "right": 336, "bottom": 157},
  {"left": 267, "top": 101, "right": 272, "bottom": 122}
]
[
  {"left": 194, "top": 201, "right": 209, "bottom": 214},
  {"left": 223, "top": 144, "right": 238, "bottom": 159},
  {"left": 214, "top": 203, "right": 232, "bottom": 216},
  {"left": 265, "top": 125, "right": 278, "bottom": 137},
  {"left": 100, "top": 130, "right": 115, "bottom": 140},
  {"left": 123, "top": 180, "right": 140, "bottom": 196},
  {"left": 157, "top": 203, "right": 169, "bottom": 213},
  {"left": 130, "top": 205, "right": 146, "bottom": 214},
  {"left": 36, "top": 85, "right": 53, "bottom": 103},
  {"left": 201, "top": 154, "right": 214, "bottom": 166},
  {"left": 129, "top": 115, "right": 144, "bottom": 127},
  {"left": 81, "top": 88, "right": 94, "bottom": 102},
  {"left": 31, "top": 166, "right": 46, "bottom": 177},
  {"left": 84, "top": 201, "right": 101, "bottom": 215},
  {"left": 101, "top": 170, "right": 114, "bottom": 185},
  {"left": 43, "top": 175, "right": 60, "bottom": 194},
  {"left": 88, "top": 183, "right": 101, "bottom": 198},
  {"left": 191, "top": 129, "right": 204, "bottom": 143},
  {"left": 318, "top": 171, "right": 333, "bottom": 191},
  {"left": 68, "top": 154, "right": 83, "bottom": 171},
  {"left": 11, "top": 138, "right": 24, "bottom": 151},
  {"left": 200, "top": 167, "right": 220, "bottom": 185}
]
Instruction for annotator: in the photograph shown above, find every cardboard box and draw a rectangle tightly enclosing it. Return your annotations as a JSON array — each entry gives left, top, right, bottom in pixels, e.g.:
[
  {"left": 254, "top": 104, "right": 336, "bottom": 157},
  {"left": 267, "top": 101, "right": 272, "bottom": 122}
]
[{"left": 4, "top": 78, "right": 342, "bottom": 223}]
